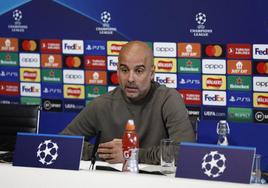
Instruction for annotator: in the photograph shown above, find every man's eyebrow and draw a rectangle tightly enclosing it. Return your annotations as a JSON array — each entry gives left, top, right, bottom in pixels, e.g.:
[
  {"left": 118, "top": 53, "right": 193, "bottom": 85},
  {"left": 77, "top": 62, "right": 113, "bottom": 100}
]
[{"left": 134, "top": 65, "right": 146, "bottom": 69}]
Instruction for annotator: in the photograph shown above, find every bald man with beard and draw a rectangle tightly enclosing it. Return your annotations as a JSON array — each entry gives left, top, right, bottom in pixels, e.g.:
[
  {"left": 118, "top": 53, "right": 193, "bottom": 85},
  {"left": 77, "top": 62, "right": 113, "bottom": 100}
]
[{"left": 61, "top": 41, "right": 195, "bottom": 164}]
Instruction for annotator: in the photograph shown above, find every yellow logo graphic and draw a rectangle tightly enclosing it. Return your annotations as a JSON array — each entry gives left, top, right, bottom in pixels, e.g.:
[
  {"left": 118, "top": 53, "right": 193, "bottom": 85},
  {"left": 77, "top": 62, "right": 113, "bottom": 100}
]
[
  {"left": 107, "top": 41, "right": 127, "bottom": 55},
  {"left": 64, "top": 85, "right": 85, "bottom": 99},
  {"left": 202, "top": 75, "right": 226, "bottom": 90},
  {"left": 253, "top": 93, "right": 268, "bottom": 108},
  {"left": 20, "top": 68, "right": 40, "bottom": 82},
  {"left": 154, "top": 58, "right": 176, "bottom": 72}
]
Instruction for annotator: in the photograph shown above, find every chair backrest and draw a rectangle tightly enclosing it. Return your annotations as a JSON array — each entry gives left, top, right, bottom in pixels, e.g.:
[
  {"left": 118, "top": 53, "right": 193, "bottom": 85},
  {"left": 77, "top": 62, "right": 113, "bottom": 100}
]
[
  {"left": 0, "top": 104, "right": 40, "bottom": 151},
  {"left": 188, "top": 115, "right": 200, "bottom": 141}
]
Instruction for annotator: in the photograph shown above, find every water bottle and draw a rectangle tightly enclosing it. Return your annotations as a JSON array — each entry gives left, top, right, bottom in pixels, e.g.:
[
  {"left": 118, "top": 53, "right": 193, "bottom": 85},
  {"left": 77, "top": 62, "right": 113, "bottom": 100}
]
[
  {"left": 122, "top": 119, "right": 139, "bottom": 173},
  {"left": 216, "top": 120, "right": 230, "bottom": 146}
]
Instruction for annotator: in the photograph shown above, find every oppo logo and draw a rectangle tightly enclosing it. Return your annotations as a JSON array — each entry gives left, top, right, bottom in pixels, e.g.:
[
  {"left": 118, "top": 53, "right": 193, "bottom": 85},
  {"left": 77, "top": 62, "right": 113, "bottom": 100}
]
[
  {"left": 205, "top": 64, "right": 223, "bottom": 69},
  {"left": 21, "top": 57, "right": 38, "bottom": 63},
  {"left": 156, "top": 47, "right": 174, "bottom": 52},
  {"left": 256, "top": 81, "right": 268, "bottom": 87},
  {"left": 65, "top": 74, "right": 82, "bottom": 79}
]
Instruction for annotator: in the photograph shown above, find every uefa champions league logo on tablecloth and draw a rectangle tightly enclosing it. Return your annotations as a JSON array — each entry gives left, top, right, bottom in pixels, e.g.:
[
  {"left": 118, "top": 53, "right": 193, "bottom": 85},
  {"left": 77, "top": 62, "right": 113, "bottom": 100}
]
[
  {"left": 37, "top": 139, "right": 59, "bottom": 165},
  {"left": 201, "top": 151, "right": 226, "bottom": 178}
]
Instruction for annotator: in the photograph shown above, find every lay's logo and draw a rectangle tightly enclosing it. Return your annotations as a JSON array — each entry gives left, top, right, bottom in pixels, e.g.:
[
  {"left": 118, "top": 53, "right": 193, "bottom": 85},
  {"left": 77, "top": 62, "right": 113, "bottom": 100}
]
[
  {"left": 254, "top": 93, "right": 268, "bottom": 107},
  {"left": 107, "top": 41, "right": 127, "bottom": 55},
  {"left": 20, "top": 68, "right": 40, "bottom": 82},
  {"left": 64, "top": 85, "right": 85, "bottom": 99},
  {"left": 154, "top": 58, "right": 176, "bottom": 72},
  {"left": 202, "top": 75, "right": 226, "bottom": 90}
]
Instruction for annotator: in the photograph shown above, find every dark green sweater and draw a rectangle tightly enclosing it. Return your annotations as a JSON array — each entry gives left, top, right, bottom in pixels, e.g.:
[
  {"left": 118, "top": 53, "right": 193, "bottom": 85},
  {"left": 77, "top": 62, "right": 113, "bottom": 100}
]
[{"left": 61, "top": 82, "right": 195, "bottom": 164}]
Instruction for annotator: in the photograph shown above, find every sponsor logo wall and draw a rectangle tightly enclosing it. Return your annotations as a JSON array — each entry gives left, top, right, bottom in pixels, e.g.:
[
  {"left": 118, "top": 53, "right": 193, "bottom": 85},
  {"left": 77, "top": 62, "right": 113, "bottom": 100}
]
[{"left": 0, "top": 38, "right": 267, "bottom": 123}]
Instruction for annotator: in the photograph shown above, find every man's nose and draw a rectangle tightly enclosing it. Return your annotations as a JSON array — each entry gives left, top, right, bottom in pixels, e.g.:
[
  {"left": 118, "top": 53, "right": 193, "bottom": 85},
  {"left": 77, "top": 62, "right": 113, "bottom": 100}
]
[{"left": 127, "top": 71, "right": 135, "bottom": 83}]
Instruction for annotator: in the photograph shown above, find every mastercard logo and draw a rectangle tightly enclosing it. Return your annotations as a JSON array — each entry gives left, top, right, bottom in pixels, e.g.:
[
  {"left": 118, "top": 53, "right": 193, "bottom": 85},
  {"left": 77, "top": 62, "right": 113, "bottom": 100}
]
[
  {"left": 205, "top": 45, "right": 223, "bottom": 57},
  {"left": 256, "top": 62, "right": 268, "bottom": 74},
  {"left": 65, "top": 56, "right": 81, "bottom": 68},
  {"left": 22, "top": 40, "right": 37, "bottom": 51}
]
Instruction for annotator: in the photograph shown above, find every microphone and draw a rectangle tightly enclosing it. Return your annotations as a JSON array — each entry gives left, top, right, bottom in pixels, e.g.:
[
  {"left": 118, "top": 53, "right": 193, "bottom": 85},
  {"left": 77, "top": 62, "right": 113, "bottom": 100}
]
[{"left": 89, "top": 131, "right": 101, "bottom": 170}]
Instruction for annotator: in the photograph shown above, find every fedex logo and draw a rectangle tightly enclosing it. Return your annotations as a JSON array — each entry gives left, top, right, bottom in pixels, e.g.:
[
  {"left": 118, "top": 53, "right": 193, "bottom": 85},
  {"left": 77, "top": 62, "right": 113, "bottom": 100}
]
[
  {"left": 84, "top": 40, "right": 106, "bottom": 55},
  {"left": 253, "top": 44, "right": 268, "bottom": 59},
  {"left": 202, "top": 90, "right": 226, "bottom": 106},
  {"left": 107, "top": 56, "right": 118, "bottom": 71},
  {"left": 178, "top": 74, "right": 201, "bottom": 89},
  {"left": 155, "top": 73, "right": 177, "bottom": 88},
  {"left": 20, "top": 83, "right": 41, "bottom": 97},
  {"left": 62, "top": 40, "right": 84, "bottom": 54},
  {"left": 228, "top": 91, "right": 252, "bottom": 107}
]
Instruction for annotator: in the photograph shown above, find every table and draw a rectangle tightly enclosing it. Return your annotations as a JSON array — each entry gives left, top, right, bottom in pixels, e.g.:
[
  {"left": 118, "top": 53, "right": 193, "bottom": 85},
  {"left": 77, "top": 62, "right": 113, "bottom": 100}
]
[{"left": 0, "top": 161, "right": 265, "bottom": 188}]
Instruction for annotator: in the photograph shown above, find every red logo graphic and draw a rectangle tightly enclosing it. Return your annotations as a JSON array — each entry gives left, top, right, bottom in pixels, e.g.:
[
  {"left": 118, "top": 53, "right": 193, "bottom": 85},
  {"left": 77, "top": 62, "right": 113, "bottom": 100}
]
[
  {"left": 257, "top": 95, "right": 268, "bottom": 106},
  {"left": 23, "top": 70, "right": 37, "bottom": 80},
  {"left": 205, "top": 45, "right": 223, "bottom": 57},
  {"left": 67, "top": 87, "right": 81, "bottom": 97},
  {"left": 227, "top": 44, "right": 251, "bottom": 59},
  {"left": 65, "top": 56, "right": 81, "bottom": 68},
  {"left": 157, "top": 60, "right": 173, "bottom": 70},
  {"left": 0, "top": 82, "right": 19, "bottom": 95},
  {"left": 21, "top": 40, "right": 38, "bottom": 51},
  {"left": 84, "top": 56, "right": 106, "bottom": 70},
  {"left": 111, "top": 44, "right": 124, "bottom": 53},
  {"left": 206, "top": 78, "right": 223, "bottom": 88},
  {"left": 109, "top": 72, "right": 119, "bottom": 85},
  {"left": 256, "top": 62, "right": 268, "bottom": 74},
  {"left": 178, "top": 90, "right": 201, "bottom": 105},
  {"left": 40, "top": 39, "right": 61, "bottom": 53}
]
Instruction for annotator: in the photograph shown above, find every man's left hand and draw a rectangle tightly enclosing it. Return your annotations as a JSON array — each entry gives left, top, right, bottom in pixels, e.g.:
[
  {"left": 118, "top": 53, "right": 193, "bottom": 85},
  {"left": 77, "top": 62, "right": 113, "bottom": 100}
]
[{"left": 97, "top": 139, "right": 124, "bottom": 164}]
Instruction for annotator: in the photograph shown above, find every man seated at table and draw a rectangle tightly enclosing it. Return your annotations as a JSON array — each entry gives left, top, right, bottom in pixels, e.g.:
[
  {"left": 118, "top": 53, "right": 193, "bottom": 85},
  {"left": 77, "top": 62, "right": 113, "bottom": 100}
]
[{"left": 61, "top": 41, "right": 195, "bottom": 164}]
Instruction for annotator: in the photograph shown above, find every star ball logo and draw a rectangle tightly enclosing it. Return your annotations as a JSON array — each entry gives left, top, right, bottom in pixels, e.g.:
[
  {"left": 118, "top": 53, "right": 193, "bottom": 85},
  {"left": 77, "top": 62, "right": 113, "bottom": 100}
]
[
  {"left": 190, "top": 12, "right": 213, "bottom": 37},
  {"left": 37, "top": 139, "right": 59, "bottom": 165},
  {"left": 96, "top": 11, "right": 117, "bottom": 35},
  {"left": 8, "top": 9, "right": 28, "bottom": 32}
]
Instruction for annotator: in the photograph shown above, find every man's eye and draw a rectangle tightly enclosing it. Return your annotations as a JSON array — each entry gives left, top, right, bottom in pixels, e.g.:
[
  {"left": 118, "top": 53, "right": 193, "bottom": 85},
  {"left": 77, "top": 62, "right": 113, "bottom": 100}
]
[
  {"left": 120, "top": 67, "right": 128, "bottom": 73},
  {"left": 136, "top": 69, "right": 144, "bottom": 74}
]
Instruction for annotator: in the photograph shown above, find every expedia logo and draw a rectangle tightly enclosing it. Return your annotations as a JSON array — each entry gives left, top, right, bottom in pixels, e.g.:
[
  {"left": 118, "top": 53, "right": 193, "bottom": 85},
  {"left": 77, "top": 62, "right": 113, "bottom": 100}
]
[
  {"left": 62, "top": 40, "right": 83, "bottom": 54},
  {"left": 253, "top": 45, "right": 268, "bottom": 59},
  {"left": 202, "top": 91, "right": 226, "bottom": 106}
]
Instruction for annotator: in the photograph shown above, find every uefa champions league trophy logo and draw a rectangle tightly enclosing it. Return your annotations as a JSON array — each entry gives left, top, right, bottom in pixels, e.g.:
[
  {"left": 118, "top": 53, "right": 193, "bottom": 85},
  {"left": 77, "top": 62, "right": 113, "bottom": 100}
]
[
  {"left": 37, "top": 139, "right": 59, "bottom": 165},
  {"left": 216, "top": 120, "right": 230, "bottom": 146}
]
